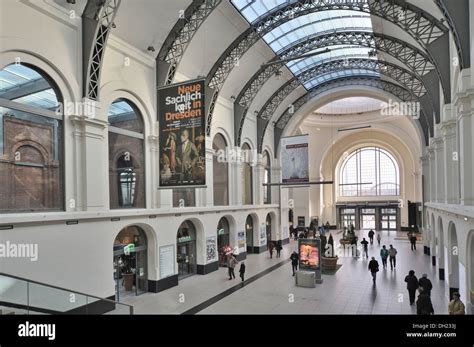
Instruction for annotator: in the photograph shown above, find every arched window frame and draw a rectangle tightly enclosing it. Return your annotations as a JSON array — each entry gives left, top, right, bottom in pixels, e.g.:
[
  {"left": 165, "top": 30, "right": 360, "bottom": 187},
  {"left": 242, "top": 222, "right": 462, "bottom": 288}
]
[
  {"left": 241, "top": 142, "right": 253, "bottom": 205},
  {"left": 263, "top": 150, "right": 271, "bottom": 204},
  {"left": 339, "top": 146, "right": 400, "bottom": 197},
  {"left": 212, "top": 133, "right": 229, "bottom": 206}
]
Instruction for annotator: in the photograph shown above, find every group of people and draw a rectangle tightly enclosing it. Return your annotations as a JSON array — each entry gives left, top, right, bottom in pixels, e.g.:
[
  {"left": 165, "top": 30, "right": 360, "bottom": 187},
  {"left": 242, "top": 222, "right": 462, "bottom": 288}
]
[
  {"left": 267, "top": 240, "right": 283, "bottom": 259},
  {"left": 290, "top": 221, "right": 330, "bottom": 240},
  {"left": 226, "top": 253, "right": 246, "bottom": 282}
]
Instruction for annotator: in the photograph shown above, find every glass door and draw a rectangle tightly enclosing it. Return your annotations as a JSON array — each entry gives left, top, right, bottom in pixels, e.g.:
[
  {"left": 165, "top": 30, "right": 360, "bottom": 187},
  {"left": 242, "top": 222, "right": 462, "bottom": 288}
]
[
  {"left": 381, "top": 208, "right": 398, "bottom": 233},
  {"left": 360, "top": 208, "right": 376, "bottom": 230},
  {"left": 135, "top": 247, "right": 147, "bottom": 295},
  {"left": 177, "top": 242, "right": 196, "bottom": 279},
  {"left": 340, "top": 208, "right": 356, "bottom": 229}
]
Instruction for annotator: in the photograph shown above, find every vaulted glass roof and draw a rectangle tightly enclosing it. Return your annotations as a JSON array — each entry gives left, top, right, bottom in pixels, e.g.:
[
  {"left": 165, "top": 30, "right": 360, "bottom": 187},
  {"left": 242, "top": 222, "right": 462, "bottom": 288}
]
[
  {"left": 231, "top": 0, "right": 377, "bottom": 91},
  {"left": 0, "top": 64, "right": 59, "bottom": 110}
]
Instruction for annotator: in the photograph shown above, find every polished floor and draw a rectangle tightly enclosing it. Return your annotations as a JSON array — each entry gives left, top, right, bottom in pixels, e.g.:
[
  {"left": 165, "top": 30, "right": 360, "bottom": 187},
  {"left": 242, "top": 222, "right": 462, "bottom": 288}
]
[{"left": 121, "top": 230, "right": 450, "bottom": 314}]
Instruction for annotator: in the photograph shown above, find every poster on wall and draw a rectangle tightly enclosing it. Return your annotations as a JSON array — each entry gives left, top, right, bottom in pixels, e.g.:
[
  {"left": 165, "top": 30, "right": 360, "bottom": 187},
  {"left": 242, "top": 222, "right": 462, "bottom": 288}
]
[
  {"left": 237, "top": 231, "right": 246, "bottom": 252},
  {"left": 206, "top": 237, "right": 217, "bottom": 263},
  {"left": 260, "top": 225, "right": 266, "bottom": 246},
  {"left": 298, "top": 238, "right": 320, "bottom": 271},
  {"left": 280, "top": 134, "right": 309, "bottom": 183},
  {"left": 159, "top": 244, "right": 175, "bottom": 278},
  {"left": 158, "top": 79, "right": 206, "bottom": 188}
]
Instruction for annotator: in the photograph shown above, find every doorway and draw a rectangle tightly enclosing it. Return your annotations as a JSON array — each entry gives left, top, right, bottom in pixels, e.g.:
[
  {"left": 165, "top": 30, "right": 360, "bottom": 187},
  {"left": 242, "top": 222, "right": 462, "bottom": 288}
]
[
  {"left": 381, "top": 208, "right": 397, "bottom": 233},
  {"left": 177, "top": 221, "right": 197, "bottom": 279},
  {"left": 360, "top": 208, "right": 376, "bottom": 230},
  {"left": 113, "top": 226, "right": 148, "bottom": 301},
  {"left": 246, "top": 215, "right": 254, "bottom": 253},
  {"left": 217, "top": 217, "right": 231, "bottom": 266},
  {"left": 266, "top": 214, "right": 272, "bottom": 244}
]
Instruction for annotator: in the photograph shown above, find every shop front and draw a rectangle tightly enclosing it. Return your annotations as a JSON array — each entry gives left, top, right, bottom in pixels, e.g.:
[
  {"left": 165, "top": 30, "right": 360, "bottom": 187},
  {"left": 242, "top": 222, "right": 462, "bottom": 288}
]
[
  {"left": 245, "top": 215, "right": 254, "bottom": 253},
  {"left": 177, "top": 221, "right": 197, "bottom": 279},
  {"left": 113, "top": 226, "right": 148, "bottom": 301},
  {"left": 217, "top": 217, "right": 231, "bottom": 267}
]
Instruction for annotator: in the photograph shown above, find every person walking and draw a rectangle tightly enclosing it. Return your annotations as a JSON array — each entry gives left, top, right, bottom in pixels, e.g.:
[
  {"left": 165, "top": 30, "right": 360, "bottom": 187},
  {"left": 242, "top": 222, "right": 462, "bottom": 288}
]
[
  {"left": 416, "top": 287, "right": 434, "bottom": 315},
  {"left": 227, "top": 254, "right": 237, "bottom": 280},
  {"left": 239, "top": 262, "right": 246, "bottom": 282},
  {"left": 290, "top": 251, "right": 299, "bottom": 276},
  {"left": 418, "top": 273, "right": 433, "bottom": 296},
  {"left": 380, "top": 245, "right": 389, "bottom": 269},
  {"left": 368, "top": 257, "right": 379, "bottom": 285},
  {"left": 388, "top": 244, "right": 398, "bottom": 270},
  {"left": 361, "top": 238, "right": 369, "bottom": 258},
  {"left": 376, "top": 232, "right": 381, "bottom": 246},
  {"left": 404, "top": 270, "right": 418, "bottom": 305},
  {"left": 276, "top": 241, "right": 282, "bottom": 258},
  {"left": 410, "top": 233, "right": 417, "bottom": 251},
  {"left": 448, "top": 292, "right": 465, "bottom": 315},
  {"left": 368, "top": 229, "right": 375, "bottom": 245},
  {"left": 268, "top": 242, "right": 274, "bottom": 259}
]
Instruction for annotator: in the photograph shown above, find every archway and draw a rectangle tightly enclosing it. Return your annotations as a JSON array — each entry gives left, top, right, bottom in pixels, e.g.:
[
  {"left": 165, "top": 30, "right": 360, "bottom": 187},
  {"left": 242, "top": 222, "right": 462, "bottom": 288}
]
[
  {"left": 448, "top": 222, "right": 460, "bottom": 298},
  {"left": 217, "top": 217, "right": 231, "bottom": 266},
  {"left": 245, "top": 214, "right": 259, "bottom": 254},
  {"left": 177, "top": 220, "right": 197, "bottom": 279},
  {"left": 113, "top": 225, "right": 148, "bottom": 301},
  {"left": 266, "top": 213, "right": 273, "bottom": 245},
  {"left": 438, "top": 216, "right": 445, "bottom": 281}
]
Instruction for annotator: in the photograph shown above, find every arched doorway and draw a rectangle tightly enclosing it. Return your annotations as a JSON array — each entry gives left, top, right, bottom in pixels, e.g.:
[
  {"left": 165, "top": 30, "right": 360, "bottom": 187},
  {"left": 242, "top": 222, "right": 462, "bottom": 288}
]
[
  {"left": 438, "top": 216, "right": 445, "bottom": 280},
  {"left": 113, "top": 225, "right": 148, "bottom": 301},
  {"left": 266, "top": 213, "right": 272, "bottom": 245},
  {"left": 430, "top": 213, "right": 436, "bottom": 266},
  {"left": 177, "top": 221, "right": 197, "bottom": 279},
  {"left": 468, "top": 230, "right": 474, "bottom": 313},
  {"left": 246, "top": 215, "right": 254, "bottom": 253},
  {"left": 448, "top": 222, "right": 459, "bottom": 298},
  {"left": 217, "top": 217, "right": 231, "bottom": 266}
]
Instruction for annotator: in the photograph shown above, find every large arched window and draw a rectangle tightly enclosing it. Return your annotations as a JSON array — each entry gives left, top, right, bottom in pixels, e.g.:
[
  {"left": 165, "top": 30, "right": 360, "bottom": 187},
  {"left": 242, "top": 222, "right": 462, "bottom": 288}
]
[
  {"left": 108, "top": 99, "right": 145, "bottom": 209},
  {"left": 213, "top": 133, "right": 228, "bottom": 206},
  {"left": 241, "top": 143, "right": 253, "bottom": 205},
  {"left": 0, "top": 63, "right": 64, "bottom": 212},
  {"left": 339, "top": 147, "right": 400, "bottom": 197},
  {"left": 263, "top": 150, "right": 271, "bottom": 204}
]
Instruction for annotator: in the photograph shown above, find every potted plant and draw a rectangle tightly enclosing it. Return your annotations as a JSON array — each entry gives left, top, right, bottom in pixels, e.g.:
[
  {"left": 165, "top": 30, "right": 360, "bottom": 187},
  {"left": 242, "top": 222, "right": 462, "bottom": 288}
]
[{"left": 321, "top": 233, "right": 339, "bottom": 271}]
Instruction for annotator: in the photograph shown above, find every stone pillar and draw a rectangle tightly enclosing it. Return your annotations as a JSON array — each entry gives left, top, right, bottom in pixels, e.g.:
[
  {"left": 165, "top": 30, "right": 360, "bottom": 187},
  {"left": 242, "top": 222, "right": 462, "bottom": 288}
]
[
  {"left": 148, "top": 135, "right": 159, "bottom": 208},
  {"left": 204, "top": 136, "right": 214, "bottom": 207},
  {"left": 433, "top": 136, "right": 445, "bottom": 203},
  {"left": 441, "top": 119, "right": 459, "bottom": 204},
  {"left": 456, "top": 91, "right": 474, "bottom": 206},
  {"left": 70, "top": 113, "right": 108, "bottom": 211},
  {"left": 420, "top": 154, "right": 430, "bottom": 203},
  {"left": 255, "top": 156, "right": 264, "bottom": 205},
  {"left": 428, "top": 147, "right": 436, "bottom": 203}
]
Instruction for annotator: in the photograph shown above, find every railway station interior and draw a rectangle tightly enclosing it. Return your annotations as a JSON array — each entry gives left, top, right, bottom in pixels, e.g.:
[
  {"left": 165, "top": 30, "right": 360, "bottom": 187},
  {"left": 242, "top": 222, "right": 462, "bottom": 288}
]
[{"left": 0, "top": 0, "right": 473, "bottom": 316}]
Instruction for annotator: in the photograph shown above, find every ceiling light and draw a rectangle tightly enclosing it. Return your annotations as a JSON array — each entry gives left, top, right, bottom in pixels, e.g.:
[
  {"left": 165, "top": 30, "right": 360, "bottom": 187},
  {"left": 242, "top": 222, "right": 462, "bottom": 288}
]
[
  {"left": 147, "top": 46, "right": 155, "bottom": 53},
  {"left": 464, "top": 217, "right": 468, "bottom": 221}
]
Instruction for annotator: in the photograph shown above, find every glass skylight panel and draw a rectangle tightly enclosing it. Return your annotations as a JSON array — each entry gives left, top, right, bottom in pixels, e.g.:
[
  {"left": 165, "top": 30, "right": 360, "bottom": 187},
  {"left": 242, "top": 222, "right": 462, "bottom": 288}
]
[
  {"left": 108, "top": 100, "right": 134, "bottom": 116},
  {"left": 13, "top": 88, "right": 58, "bottom": 109},
  {"left": 231, "top": 0, "right": 297, "bottom": 23},
  {"left": 0, "top": 64, "right": 44, "bottom": 94},
  {"left": 304, "top": 69, "right": 380, "bottom": 89}
]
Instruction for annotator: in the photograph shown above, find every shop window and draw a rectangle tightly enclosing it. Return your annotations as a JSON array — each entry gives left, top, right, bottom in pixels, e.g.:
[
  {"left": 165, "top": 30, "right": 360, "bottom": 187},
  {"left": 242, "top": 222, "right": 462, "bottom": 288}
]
[
  {"left": 0, "top": 63, "right": 64, "bottom": 212},
  {"left": 217, "top": 217, "right": 231, "bottom": 266},
  {"left": 213, "top": 133, "right": 228, "bottom": 206},
  {"left": 108, "top": 99, "right": 145, "bottom": 209}
]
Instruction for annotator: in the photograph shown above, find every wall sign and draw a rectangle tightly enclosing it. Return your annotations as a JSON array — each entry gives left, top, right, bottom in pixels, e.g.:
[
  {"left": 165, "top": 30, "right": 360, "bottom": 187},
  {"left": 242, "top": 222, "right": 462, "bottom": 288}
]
[
  {"left": 237, "top": 231, "right": 245, "bottom": 252},
  {"left": 159, "top": 244, "right": 175, "bottom": 278},
  {"left": 259, "top": 225, "right": 266, "bottom": 246},
  {"left": 206, "top": 237, "right": 217, "bottom": 263}
]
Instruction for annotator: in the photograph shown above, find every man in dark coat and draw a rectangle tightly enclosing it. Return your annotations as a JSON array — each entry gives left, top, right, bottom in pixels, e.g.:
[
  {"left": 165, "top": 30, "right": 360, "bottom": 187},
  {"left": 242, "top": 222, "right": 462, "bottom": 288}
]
[
  {"left": 368, "top": 257, "right": 379, "bottom": 285},
  {"left": 418, "top": 273, "right": 433, "bottom": 296},
  {"left": 368, "top": 229, "right": 375, "bottom": 245},
  {"left": 410, "top": 233, "right": 417, "bottom": 251},
  {"left": 416, "top": 287, "right": 434, "bottom": 315},
  {"left": 290, "top": 251, "right": 299, "bottom": 276},
  {"left": 360, "top": 238, "right": 369, "bottom": 258},
  {"left": 404, "top": 270, "right": 419, "bottom": 305}
]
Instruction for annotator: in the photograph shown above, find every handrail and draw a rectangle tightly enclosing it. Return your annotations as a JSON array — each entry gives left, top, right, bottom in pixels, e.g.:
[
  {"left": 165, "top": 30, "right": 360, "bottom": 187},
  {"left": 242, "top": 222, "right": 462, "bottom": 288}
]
[{"left": 0, "top": 272, "right": 133, "bottom": 314}]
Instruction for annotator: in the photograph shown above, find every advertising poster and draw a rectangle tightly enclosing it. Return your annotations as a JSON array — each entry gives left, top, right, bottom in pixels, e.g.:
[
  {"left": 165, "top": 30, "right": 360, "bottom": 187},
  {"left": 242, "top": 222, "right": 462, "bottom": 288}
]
[
  {"left": 280, "top": 134, "right": 309, "bottom": 183},
  {"left": 298, "top": 239, "right": 320, "bottom": 271},
  {"left": 260, "top": 225, "right": 266, "bottom": 246},
  {"left": 158, "top": 79, "right": 206, "bottom": 188},
  {"left": 238, "top": 231, "right": 246, "bottom": 252},
  {"left": 206, "top": 237, "right": 217, "bottom": 263},
  {"left": 159, "top": 245, "right": 175, "bottom": 278}
]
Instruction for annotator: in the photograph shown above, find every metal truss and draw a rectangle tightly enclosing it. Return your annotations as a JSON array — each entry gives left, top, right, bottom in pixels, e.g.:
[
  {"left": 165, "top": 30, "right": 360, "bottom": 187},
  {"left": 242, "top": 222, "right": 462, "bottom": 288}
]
[
  {"left": 258, "top": 58, "right": 427, "bottom": 123},
  {"left": 83, "top": 0, "right": 121, "bottom": 101},
  {"left": 234, "top": 31, "right": 437, "bottom": 146},
  {"left": 260, "top": 76, "right": 430, "bottom": 153},
  {"left": 157, "top": 0, "right": 221, "bottom": 86},
  {"left": 434, "top": 0, "right": 470, "bottom": 69}
]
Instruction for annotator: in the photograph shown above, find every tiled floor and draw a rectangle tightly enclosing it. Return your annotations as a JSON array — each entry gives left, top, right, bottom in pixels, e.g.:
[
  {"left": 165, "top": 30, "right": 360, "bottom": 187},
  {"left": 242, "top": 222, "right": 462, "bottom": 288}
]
[{"left": 121, "top": 230, "right": 450, "bottom": 315}]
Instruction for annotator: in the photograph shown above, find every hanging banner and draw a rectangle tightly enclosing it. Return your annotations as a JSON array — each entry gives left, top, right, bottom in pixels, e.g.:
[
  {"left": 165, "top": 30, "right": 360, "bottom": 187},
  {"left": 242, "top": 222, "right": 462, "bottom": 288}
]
[
  {"left": 158, "top": 79, "right": 206, "bottom": 188},
  {"left": 280, "top": 134, "right": 309, "bottom": 183}
]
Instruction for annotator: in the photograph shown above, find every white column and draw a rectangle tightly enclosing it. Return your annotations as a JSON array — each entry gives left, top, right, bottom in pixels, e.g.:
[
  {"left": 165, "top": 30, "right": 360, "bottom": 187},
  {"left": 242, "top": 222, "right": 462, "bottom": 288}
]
[
  {"left": 433, "top": 136, "right": 445, "bottom": 203},
  {"left": 441, "top": 120, "right": 459, "bottom": 204},
  {"left": 147, "top": 135, "right": 159, "bottom": 208},
  {"left": 256, "top": 156, "right": 264, "bottom": 205},
  {"left": 420, "top": 154, "right": 430, "bottom": 203},
  {"left": 428, "top": 146, "right": 436, "bottom": 203},
  {"left": 455, "top": 87, "right": 474, "bottom": 206},
  {"left": 204, "top": 136, "right": 214, "bottom": 207},
  {"left": 70, "top": 114, "right": 108, "bottom": 211},
  {"left": 271, "top": 164, "right": 281, "bottom": 205}
]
